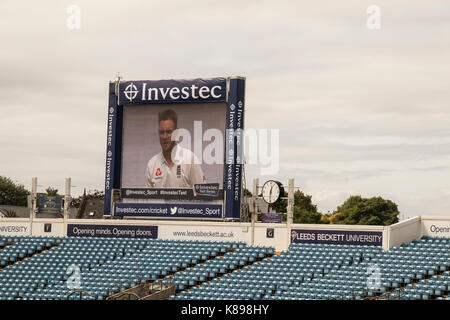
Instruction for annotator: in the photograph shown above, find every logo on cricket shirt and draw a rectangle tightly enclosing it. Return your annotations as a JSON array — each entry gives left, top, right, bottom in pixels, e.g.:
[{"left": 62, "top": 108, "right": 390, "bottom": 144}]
[{"left": 155, "top": 168, "right": 162, "bottom": 177}]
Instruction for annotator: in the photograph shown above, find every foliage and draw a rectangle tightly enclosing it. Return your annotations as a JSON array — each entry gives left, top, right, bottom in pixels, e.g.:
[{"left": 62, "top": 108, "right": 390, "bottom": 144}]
[
  {"left": 331, "top": 195, "right": 399, "bottom": 226},
  {"left": 269, "top": 189, "right": 328, "bottom": 224},
  {"left": 45, "top": 187, "right": 59, "bottom": 196},
  {"left": 292, "top": 190, "right": 326, "bottom": 224},
  {"left": 5, "top": 209, "right": 16, "bottom": 217},
  {"left": 0, "top": 176, "right": 30, "bottom": 206},
  {"left": 243, "top": 188, "right": 252, "bottom": 197},
  {"left": 270, "top": 190, "right": 287, "bottom": 213},
  {"left": 320, "top": 214, "right": 331, "bottom": 224},
  {"left": 294, "top": 190, "right": 318, "bottom": 213}
]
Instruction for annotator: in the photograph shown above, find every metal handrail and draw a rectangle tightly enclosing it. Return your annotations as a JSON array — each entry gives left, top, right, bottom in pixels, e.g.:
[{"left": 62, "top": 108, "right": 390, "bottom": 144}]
[
  {"left": 105, "top": 277, "right": 174, "bottom": 300},
  {"left": 110, "top": 292, "right": 141, "bottom": 300},
  {"left": 67, "top": 289, "right": 97, "bottom": 300},
  {"left": 333, "top": 284, "right": 405, "bottom": 300}
]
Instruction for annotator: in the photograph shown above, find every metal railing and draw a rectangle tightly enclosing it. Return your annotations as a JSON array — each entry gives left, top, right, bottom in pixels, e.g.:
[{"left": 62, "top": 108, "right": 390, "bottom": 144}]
[
  {"left": 109, "top": 292, "right": 141, "bottom": 300},
  {"left": 332, "top": 284, "right": 406, "bottom": 300},
  {"left": 105, "top": 277, "right": 175, "bottom": 300},
  {"left": 67, "top": 289, "right": 97, "bottom": 300}
]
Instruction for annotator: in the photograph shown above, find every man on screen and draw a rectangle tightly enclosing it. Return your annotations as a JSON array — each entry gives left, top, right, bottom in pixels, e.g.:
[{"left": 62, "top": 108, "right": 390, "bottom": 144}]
[{"left": 145, "top": 109, "right": 205, "bottom": 188}]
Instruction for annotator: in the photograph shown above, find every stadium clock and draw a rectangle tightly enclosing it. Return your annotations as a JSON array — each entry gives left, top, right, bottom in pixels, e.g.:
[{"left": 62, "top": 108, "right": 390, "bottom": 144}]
[{"left": 261, "top": 180, "right": 284, "bottom": 204}]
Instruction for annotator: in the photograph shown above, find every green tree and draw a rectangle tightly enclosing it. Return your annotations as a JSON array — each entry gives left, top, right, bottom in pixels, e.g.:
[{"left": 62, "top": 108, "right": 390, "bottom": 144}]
[
  {"left": 0, "top": 176, "right": 30, "bottom": 206},
  {"left": 270, "top": 190, "right": 287, "bottom": 213},
  {"left": 293, "top": 190, "right": 325, "bottom": 224},
  {"left": 243, "top": 188, "right": 252, "bottom": 197},
  {"left": 294, "top": 190, "right": 317, "bottom": 213},
  {"left": 320, "top": 212, "right": 332, "bottom": 224},
  {"left": 46, "top": 187, "right": 59, "bottom": 196},
  {"left": 265, "top": 189, "right": 328, "bottom": 224},
  {"left": 331, "top": 195, "right": 399, "bottom": 225}
]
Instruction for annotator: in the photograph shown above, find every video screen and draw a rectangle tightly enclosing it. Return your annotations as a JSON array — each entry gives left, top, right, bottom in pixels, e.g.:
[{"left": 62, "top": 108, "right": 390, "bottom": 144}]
[{"left": 121, "top": 102, "right": 227, "bottom": 189}]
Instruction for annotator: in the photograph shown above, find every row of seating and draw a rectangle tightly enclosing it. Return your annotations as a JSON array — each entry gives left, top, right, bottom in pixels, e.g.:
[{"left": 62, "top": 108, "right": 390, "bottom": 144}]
[
  {"left": 0, "top": 237, "right": 243, "bottom": 300},
  {"left": 0, "top": 238, "right": 58, "bottom": 267},
  {"left": 171, "top": 243, "right": 378, "bottom": 300},
  {"left": 171, "top": 237, "right": 450, "bottom": 300},
  {"left": 393, "top": 271, "right": 450, "bottom": 300},
  {"left": 1, "top": 235, "right": 449, "bottom": 300},
  {"left": 163, "top": 246, "right": 274, "bottom": 291}
]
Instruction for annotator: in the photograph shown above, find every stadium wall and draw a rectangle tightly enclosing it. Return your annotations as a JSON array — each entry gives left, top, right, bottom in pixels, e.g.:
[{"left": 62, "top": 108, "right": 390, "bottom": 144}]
[
  {"left": 64, "top": 219, "right": 252, "bottom": 242},
  {"left": 387, "top": 216, "right": 422, "bottom": 249},
  {"left": 1, "top": 216, "right": 449, "bottom": 252},
  {"left": 31, "top": 219, "right": 65, "bottom": 237},
  {"left": 253, "top": 224, "right": 289, "bottom": 251}
]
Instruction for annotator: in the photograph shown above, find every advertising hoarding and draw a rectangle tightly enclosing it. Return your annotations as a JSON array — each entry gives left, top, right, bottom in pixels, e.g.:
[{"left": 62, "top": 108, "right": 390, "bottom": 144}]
[
  {"left": 158, "top": 224, "right": 251, "bottom": 243},
  {"left": 114, "top": 202, "right": 223, "bottom": 219},
  {"left": 422, "top": 220, "right": 450, "bottom": 238},
  {"left": 0, "top": 222, "right": 30, "bottom": 236},
  {"left": 67, "top": 224, "right": 158, "bottom": 239},
  {"left": 291, "top": 229, "right": 383, "bottom": 246}
]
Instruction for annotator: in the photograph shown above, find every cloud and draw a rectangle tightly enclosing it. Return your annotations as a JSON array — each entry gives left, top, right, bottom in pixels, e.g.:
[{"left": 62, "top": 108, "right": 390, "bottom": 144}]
[{"left": 0, "top": 1, "right": 449, "bottom": 220}]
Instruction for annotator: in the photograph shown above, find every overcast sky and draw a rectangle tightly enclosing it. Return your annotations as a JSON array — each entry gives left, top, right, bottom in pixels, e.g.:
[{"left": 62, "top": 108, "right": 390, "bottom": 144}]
[{"left": 0, "top": 1, "right": 449, "bottom": 219}]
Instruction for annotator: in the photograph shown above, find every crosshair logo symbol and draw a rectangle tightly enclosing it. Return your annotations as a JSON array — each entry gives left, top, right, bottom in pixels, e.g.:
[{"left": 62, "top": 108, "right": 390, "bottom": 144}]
[{"left": 124, "top": 83, "right": 139, "bottom": 102}]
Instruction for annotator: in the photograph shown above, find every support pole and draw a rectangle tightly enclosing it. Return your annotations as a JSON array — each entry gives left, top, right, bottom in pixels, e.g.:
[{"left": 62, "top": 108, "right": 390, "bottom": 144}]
[
  {"left": 251, "top": 178, "right": 259, "bottom": 246},
  {"left": 252, "top": 178, "right": 259, "bottom": 223},
  {"left": 30, "top": 177, "right": 38, "bottom": 236},
  {"left": 286, "top": 178, "right": 294, "bottom": 250},
  {"left": 64, "top": 178, "right": 71, "bottom": 223},
  {"left": 115, "top": 72, "right": 122, "bottom": 105},
  {"left": 287, "top": 178, "right": 294, "bottom": 225}
]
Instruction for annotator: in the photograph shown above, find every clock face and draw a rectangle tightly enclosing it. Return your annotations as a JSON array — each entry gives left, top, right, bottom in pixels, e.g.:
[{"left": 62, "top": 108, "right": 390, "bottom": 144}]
[{"left": 262, "top": 180, "right": 281, "bottom": 204}]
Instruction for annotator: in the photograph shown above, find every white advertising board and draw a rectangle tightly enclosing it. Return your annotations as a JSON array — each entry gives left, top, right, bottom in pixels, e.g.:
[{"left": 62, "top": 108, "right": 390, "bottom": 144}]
[
  {"left": 158, "top": 224, "right": 251, "bottom": 243},
  {"left": 422, "top": 219, "right": 450, "bottom": 238},
  {"left": 0, "top": 221, "right": 30, "bottom": 236}
]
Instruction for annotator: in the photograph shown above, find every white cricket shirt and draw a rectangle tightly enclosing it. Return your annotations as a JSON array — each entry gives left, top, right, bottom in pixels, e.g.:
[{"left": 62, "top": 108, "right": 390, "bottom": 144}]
[{"left": 145, "top": 144, "right": 205, "bottom": 188}]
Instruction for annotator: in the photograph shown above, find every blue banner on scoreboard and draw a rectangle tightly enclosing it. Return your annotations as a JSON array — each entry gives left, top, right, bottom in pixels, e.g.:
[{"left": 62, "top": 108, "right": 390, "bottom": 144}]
[
  {"left": 232, "top": 78, "right": 245, "bottom": 220},
  {"left": 118, "top": 78, "right": 226, "bottom": 105},
  {"left": 114, "top": 203, "right": 223, "bottom": 219},
  {"left": 104, "top": 82, "right": 123, "bottom": 217},
  {"left": 224, "top": 77, "right": 245, "bottom": 220},
  {"left": 224, "top": 79, "right": 238, "bottom": 220}
]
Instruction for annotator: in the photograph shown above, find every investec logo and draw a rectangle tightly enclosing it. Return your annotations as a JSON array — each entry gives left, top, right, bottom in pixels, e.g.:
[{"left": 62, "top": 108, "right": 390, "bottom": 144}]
[{"left": 123, "top": 82, "right": 223, "bottom": 102}]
